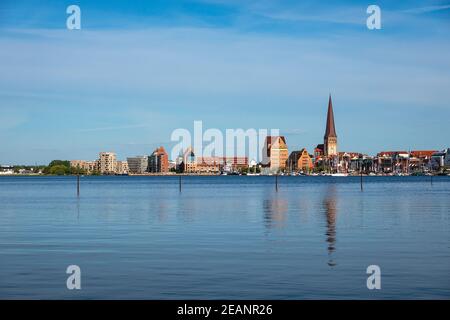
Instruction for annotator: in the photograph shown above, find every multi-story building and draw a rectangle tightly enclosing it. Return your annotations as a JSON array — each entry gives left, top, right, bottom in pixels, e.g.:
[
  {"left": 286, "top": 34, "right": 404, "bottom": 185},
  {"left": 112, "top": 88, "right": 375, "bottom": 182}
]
[
  {"left": 195, "top": 157, "right": 220, "bottom": 174},
  {"left": 286, "top": 149, "right": 313, "bottom": 172},
  {"left": 148, "top": 146, "right": 169, "bottom": 173},
  {"left": 70, "top": 160, "right": 89, "bottom": 171},
  {"left": 182, "top": 147, "right": 197, "bottom": 173},
  {"left": 431, "top": 149, "right": 450, "bottom": 171},
  {"left": 70, "top": 160, "right": 99, "bottom": 173},
  {"left": 262, "top": 136, "right": 288, "bottom": 173},
  {"left": 115, "top": 160, "right": 129, "bottom": 175},
  {"left": 445, "top": 148, "right": 450, "bottom": 169},
  {"left": 196, "top": 156, "right": 249, "bottom": 173},
  {"left": 224, "top": 157, "right": 248, "bottom": 171},
  {"left": 375, "top": 151, "right": 409, "bottom": 174},
  {"left": 127, "top": 156, "right": 148, "bottom": 174},
  {"left": 338, "top": 152, "right": 362, "bottom": 173},
  {"left": 99, "top": 152, "right": 117, "bottom": 175},
  {"left": 409, "top": 150, "right": 436, "bottom": 173}
]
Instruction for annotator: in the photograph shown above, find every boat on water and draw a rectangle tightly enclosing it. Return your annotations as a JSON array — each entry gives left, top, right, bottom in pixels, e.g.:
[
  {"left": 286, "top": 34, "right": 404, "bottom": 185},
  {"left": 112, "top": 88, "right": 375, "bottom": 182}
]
[{"left": 330, "top": 173, "right": 348, "bottom": 177}]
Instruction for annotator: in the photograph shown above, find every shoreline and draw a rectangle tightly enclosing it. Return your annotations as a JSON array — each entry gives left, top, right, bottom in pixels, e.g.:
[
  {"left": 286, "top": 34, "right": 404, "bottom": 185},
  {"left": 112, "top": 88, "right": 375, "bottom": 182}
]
[{"left": 0, "top": 173, "right": 448, "bottom": 177}]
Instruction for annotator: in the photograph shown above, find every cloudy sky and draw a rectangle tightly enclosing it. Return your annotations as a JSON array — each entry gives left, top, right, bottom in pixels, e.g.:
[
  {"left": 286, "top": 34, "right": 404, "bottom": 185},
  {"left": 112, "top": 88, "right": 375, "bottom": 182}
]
[{"left": 1, "top": 0, "right": 449, "bottom": 164}]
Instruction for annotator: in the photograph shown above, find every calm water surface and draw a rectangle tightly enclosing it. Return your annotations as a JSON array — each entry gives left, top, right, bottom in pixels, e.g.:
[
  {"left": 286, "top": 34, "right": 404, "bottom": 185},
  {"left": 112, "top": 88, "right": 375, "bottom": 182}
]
[{"left": 0, "top": 176, "right": 449, "bottom": 299}]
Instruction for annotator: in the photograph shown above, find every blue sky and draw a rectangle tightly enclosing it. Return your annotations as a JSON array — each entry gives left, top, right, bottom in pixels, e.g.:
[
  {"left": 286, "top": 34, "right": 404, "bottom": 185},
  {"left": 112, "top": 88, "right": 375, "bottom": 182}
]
[{"left": 1, "top": 0, "right": 450, "bottom": 164}]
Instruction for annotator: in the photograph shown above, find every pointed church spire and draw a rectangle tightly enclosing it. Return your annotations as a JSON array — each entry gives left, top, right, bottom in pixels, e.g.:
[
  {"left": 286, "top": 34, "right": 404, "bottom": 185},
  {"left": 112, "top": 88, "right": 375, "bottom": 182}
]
[{"left": 324, "top": 94, "right": 337, "bottom": 138}]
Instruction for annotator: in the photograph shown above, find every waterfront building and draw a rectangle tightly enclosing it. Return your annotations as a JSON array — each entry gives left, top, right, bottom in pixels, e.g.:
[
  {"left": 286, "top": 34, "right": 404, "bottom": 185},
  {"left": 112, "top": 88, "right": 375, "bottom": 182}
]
[
  {"left": 324, "top": 95, "right": 338, "bottom": 157},
  {"left": 375, "top": 151, "right": 409, "bottom": 174},
  {"left": 338, "top": 152, "right": 362, "bottom": 173},
  {"left": 175, "top": 150, "right": 184, "bottom": 172},
  {"left": 409, "top": 150, "right": 436, "bottom": 173},
  {"left": 99, "top": 152, "right": 117, "bottom": 175},
  {"left": 115, "top": 160, "right": 129, "bottom": 175},
  {"left": 286, "top": 149, "right": 313, "bottom": 173},
  {"left": 127, "top": 156, "right": 148, "bottom": 174},
  {"left": 197, "top": 156, "right": 248, "bottom": 173},
  {"left": 445, "top": 148, "right": 450, "bottom": 169},
  {"left": 224, "top": 157, "right": 248, "bottom": 171},
  {"left": 89, "top": 161, "right": 99, "bottom": 173},
  {"left": 431, "top": 149, "right": 450, "bottom": 171},
  {"left": 182, "top": 147, "right": 197, "bottom": 173},
  {"left": 262, "top": 136, "right": 289, "bottom": 173},
  {"left": 148, "top": 146, "right": 169, "bottom": 173},
  {"left": 0, "top": 165, "right": 14, "bottom": 175},
  {"left": 313, "top": 144, "right": 325, "bottom": 169},
  {"left": 168, "top": 160, "right": 177, "bottom": 171},
  {"left": 70, "top": 160, "right": 89, "bottom": 171},
  {"left": 70, "top": 160, "right": 99, "bottom": 173},
  {"left": 195, "top": 157, "right": 220, "bottom": 174},
  {"left": 314, "top": 144, "right": 324, "bottom": 159}
]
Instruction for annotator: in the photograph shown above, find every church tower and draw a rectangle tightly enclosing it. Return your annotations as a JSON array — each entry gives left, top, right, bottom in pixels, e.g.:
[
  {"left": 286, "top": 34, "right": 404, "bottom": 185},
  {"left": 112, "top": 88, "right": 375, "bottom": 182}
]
[{"left": 324, "top": 95, "right": 338, "bottom": 156}]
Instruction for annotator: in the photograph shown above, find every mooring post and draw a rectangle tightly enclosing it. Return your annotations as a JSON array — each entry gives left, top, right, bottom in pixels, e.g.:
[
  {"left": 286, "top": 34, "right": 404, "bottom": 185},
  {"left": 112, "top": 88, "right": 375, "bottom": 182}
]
[
  {"left": 275, "top": 174, "right": 278, "bottom": 192},
  {"left": 431, "top": 174, "right": 433, "bottom": 186},
  {"left": 360, "top": 171, "right": 363, "bottom": 191},
  {"left": 179, "top": 175, "right": 182, "bottom": 192},
  {"left": 77, "top": 174, "right": 80, "bottom": 197}
]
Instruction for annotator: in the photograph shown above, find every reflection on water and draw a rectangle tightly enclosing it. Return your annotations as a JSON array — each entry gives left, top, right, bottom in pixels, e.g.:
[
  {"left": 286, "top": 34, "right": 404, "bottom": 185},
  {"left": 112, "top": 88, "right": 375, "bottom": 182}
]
[
  {"left": 263, "top": 196, "right": 288, "bottom": 229},
  {"left": 323, "top": 185, "right": 338, "bottom": 267},
  {"left": 0, "top": 176, "right": 449, "bottom": 299}
]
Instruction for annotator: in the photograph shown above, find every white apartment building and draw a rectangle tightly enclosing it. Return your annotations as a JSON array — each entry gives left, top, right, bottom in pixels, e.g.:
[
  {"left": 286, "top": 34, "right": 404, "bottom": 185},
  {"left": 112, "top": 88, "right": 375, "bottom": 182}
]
[{"left": 99, "top": 152, "right": 117, "bottom": 174}]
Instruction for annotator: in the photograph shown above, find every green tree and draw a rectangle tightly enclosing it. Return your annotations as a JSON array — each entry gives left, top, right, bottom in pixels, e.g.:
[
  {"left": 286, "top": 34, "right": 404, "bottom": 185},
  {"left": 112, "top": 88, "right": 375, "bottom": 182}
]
[
  {"left": 48, "top": 160, "right": 70, "bottom": 168},
  {"left": 49, "top": 164, "right": 69, "bottom": 175}
]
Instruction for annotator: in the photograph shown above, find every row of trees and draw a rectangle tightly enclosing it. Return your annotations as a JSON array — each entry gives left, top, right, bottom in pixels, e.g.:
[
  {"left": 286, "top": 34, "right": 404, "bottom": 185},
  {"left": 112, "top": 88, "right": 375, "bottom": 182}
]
[{"left": 43, "top": 160, "right": 99, "bottom": 176}]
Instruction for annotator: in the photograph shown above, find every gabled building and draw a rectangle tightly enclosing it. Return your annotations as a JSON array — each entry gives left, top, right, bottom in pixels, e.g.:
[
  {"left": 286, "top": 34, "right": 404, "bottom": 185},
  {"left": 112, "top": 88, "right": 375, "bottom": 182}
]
[
  {"left": 262, "top": 136, "right": 289, "bottom": 173},
  {"left": 287, "top": 148, "right": 313, "bottom": 173},
  {"left": 181, "top": 147, "right": 196, "bottom": 173}
]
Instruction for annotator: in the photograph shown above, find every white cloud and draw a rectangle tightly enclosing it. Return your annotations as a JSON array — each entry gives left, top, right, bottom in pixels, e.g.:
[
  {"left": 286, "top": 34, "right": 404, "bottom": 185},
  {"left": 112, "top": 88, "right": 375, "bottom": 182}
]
[
  {"left": 0, "top": 26, "right": 449, "bottom": 110},
  {"left": 403, "top": 4, "right": 450, "bottom": 14}
]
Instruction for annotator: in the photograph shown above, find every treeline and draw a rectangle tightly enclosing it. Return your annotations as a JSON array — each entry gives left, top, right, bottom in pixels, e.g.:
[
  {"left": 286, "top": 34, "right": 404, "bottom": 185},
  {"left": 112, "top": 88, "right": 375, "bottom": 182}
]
[{"left": 43, "top": 160, "right": 98, "bottom": 176}]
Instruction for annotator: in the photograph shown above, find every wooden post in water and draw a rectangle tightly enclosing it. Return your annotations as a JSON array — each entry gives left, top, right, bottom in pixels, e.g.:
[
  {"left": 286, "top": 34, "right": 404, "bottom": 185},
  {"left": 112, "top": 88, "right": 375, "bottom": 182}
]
[
  {"left": 179, "top": 175, "right": 182, "bottom": 192},
  {"left": 360, "top": 171, "right": 363, "bottom": 191},
  {"left": 275, "top": 174, "right": 278, "bottom": 192},
  {"left": 77, "top": 174, "right": 80, "bottom": 197},
  {"left": 431, "top": 174, "right": 433, "bottom": 186}
]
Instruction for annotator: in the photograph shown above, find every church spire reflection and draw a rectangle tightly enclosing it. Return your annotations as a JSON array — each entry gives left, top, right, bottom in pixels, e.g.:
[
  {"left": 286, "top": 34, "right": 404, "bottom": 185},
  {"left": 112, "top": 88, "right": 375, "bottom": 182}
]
[{"left": 323, "top": 185, "right": 338, "bottom": 267}]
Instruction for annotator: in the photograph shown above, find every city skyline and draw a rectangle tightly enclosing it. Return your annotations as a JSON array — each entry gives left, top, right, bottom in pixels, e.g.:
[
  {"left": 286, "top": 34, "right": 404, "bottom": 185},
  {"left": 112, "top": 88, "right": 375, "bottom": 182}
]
[
  {"left": 3, "top": 95, "right": 448, "bottom": 176},
  {"left": 1, "top": 0, "right": 450, "bottom": 164}
]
